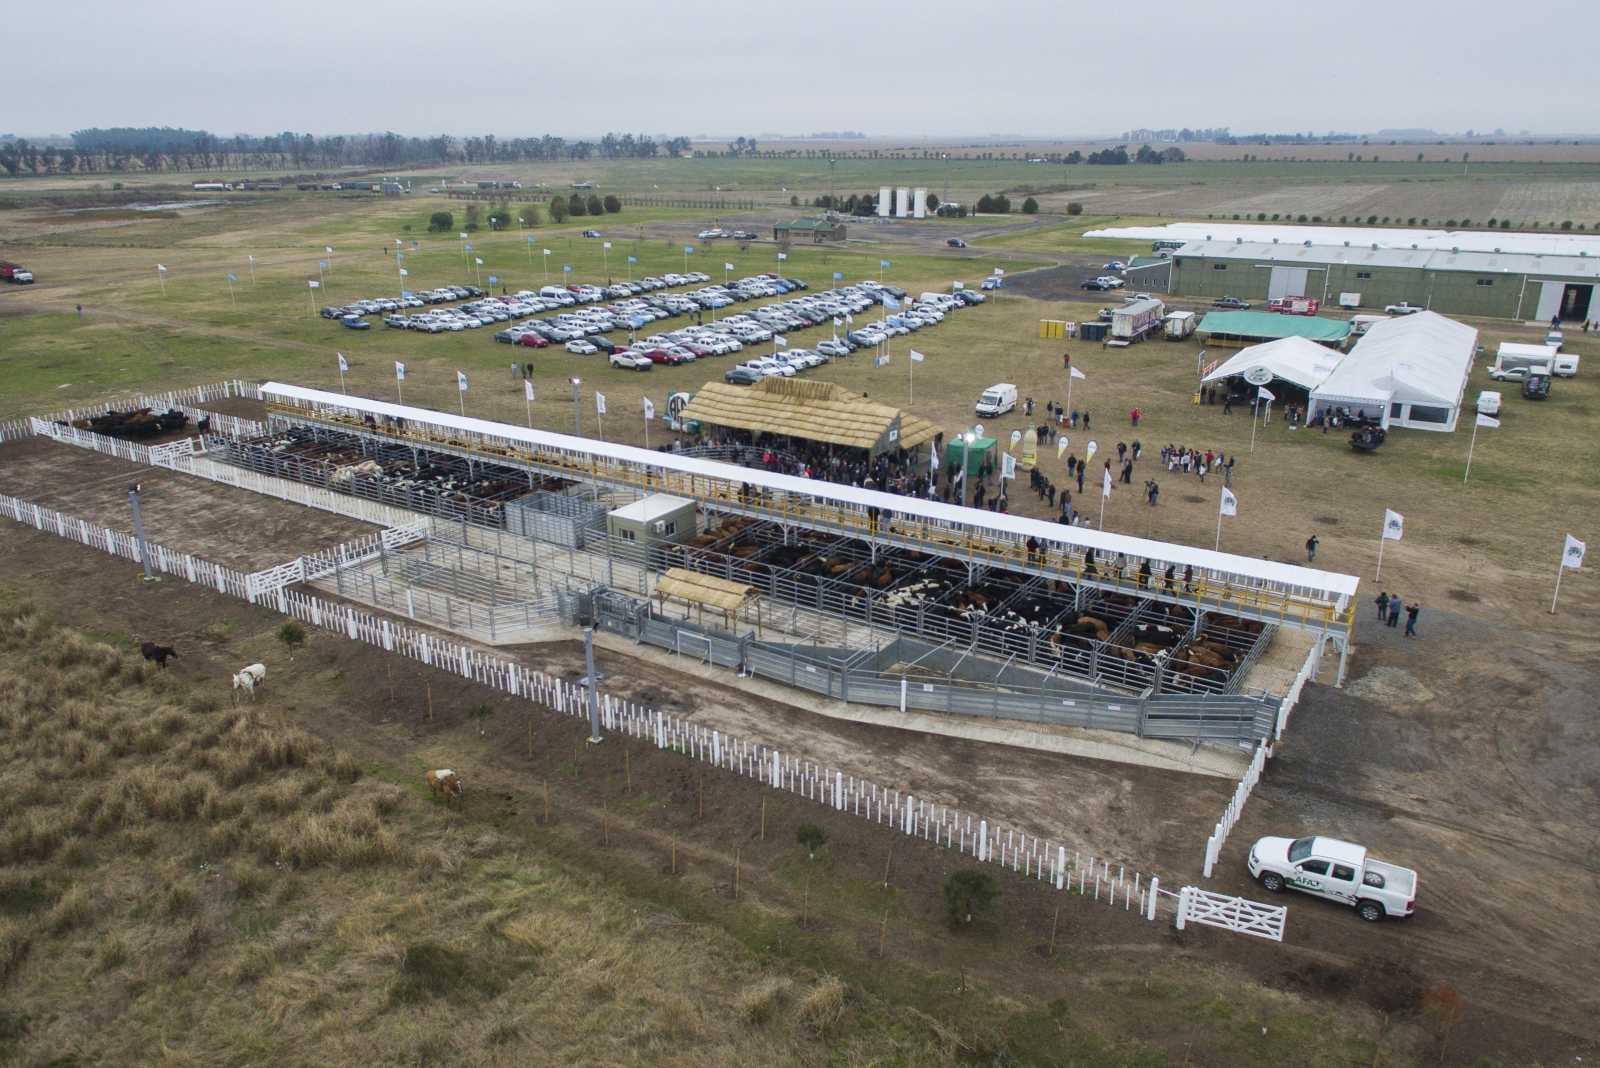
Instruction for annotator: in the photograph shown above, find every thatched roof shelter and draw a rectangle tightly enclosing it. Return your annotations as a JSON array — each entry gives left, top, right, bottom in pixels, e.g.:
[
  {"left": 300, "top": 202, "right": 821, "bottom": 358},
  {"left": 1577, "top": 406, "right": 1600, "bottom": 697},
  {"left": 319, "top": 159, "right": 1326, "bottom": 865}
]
[
  {"left": 653, "top": 569, "right": 757, "bottom": 628},
  {"left": 679, "top": 377, "right": 938, "bottom": 456}
]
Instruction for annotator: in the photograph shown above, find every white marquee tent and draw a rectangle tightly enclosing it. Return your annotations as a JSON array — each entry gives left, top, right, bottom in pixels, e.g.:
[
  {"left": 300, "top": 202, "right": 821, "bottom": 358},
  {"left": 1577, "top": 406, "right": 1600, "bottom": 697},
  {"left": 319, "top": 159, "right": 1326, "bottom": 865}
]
[
  {"left": 1202, "top": 336, "right": 1346, "bottom": 393},
  {"left": 1308, "top": 311, "right": 1478, "bottom": 432}
]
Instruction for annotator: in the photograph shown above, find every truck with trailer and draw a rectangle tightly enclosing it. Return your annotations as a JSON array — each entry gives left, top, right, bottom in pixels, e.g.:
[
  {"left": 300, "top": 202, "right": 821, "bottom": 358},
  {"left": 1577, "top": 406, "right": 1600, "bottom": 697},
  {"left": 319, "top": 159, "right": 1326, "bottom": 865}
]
[
  {"left": 1489, "top": 343, "right": 1559, "bottom": 382},
  {"left": 0, "top": 261, "right": 34, "bottom": 284},
  {"left": 1110, "top": 297, "right": 1165, "bottom": 341},
  {"left": 1248, "top": 835, "right": 1417, "bottom": 922}
]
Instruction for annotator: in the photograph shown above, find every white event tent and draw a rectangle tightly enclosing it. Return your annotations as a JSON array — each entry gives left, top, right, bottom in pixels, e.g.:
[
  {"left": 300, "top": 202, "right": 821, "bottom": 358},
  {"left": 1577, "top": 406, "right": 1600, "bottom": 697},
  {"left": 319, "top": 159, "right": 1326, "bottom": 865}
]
[
  {"left": 1202, "top": 336, "right": 1346, "bottom": 393},
  {"left": 1308, "top": 312, "right": 1478, "bottom": 432}
]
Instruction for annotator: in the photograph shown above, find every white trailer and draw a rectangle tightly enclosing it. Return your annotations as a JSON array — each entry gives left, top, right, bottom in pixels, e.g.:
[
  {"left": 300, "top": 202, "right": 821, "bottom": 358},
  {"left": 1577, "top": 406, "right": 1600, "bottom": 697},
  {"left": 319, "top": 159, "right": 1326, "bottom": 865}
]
[
  {"left": 1163, "top": 310, "right": 1196, "bottom": 340},
  {"left": 1112, "top": 297, "right": 1166, "bottom": 341},
  {"left": 1489, "top": 342, "right": 1556, "bottom": 381}
]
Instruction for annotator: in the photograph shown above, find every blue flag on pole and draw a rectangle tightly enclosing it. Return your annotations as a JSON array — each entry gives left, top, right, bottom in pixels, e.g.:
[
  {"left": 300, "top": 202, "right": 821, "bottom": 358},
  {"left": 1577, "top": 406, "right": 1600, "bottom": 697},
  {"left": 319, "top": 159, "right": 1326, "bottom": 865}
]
[
  {"left": 401, "top": 290, "right": 414, "bottom": 299},
  {"left": 832, "top": 271, "right": 843, "bottom": 281},
  {"left": 226, "top": 272, "right": 237, "bottom": 282},
  {"left": 318, "top": 259, "right": 328, "bottom": 270},
  {"left": 526, "top": 235, "right": 535, "bottom": 243},
  {"left": 464, "top": 243, "right": 472, "bottom": 252},
  {"left": 880, "top": 259, "right": 891, "bottom": 269},
  {"left": 683, "top": 245, "right": 694, "bottom": 254},
  {"left": 488, "top": 275, "right": 497, "bottom": 284},
  {"left": 563, "top": 264, "right": 572, "bottom": 274},
  {"left": 627, "top": 255, "right": 637, "bottom": 264}
]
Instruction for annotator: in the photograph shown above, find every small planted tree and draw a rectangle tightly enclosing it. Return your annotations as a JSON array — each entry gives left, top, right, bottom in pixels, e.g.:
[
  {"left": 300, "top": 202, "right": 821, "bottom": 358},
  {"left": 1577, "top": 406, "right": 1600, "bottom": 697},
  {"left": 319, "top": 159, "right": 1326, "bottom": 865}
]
[
  {"left": 942, "top": 869, "right": 998, "bottom": 928},
  {"left": 470, "top": 702, "right": 492, "bottom": 737},
  {"left": 521, "top": 204, "right": 541, "bottom": 226},
  {"left": 1021, "top": 197, "right": 1039, "bottom": 215},
  {"left": 464, "top": 203, "right": 481, "bottom": 231},
  {"left": 277, "top": 621, "right": 305, "bottom": 659},
  {"left": 602, "top": 194, "right": 621, "bottom": 214},
  {"left": 567, "top": 193, "right": 586, "bottom": 217},
  {"left": 428, "top": 210, "right": 454, "bottom": 233},
  {"left": 548, "top": 197, "right": 568, "bottom": 223},
  {"left": 1066, "top": 201, "right": 1083, "bottom": 216},
  {"left": 796, "top": 823, "right": 825, "bottom": 860},
  {"left": 926, "top": 192, "right": 940, "bottom": 212},
  {"left": 586, "top": 194, "right": 603, "bottom": 216},
  {"left": 1421, "top": 981, "right": 1464, "bottom": 1063}
]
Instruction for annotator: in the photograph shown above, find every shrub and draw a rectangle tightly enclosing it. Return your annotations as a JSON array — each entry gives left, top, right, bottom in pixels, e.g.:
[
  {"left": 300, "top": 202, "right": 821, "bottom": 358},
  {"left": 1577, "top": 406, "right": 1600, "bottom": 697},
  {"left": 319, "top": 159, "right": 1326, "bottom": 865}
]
[
  {"left": 789, "top": 194, "right": 799, "bottom": 206},
  {"left": 1296, "top": 214, "right": 1308, "bottom": 223},
  {"left": 278, "top": 621, "right": 305, "bottom": 654},
  {"left": 926, "top": 192, "right": 940, "bottom": 211},
  {"left": 567, "top": 194, "right": 586, "bottom": 217},
  {"left": 602, "top": 194, "right": 621, "bottom": 213},
  {"left": 1256, "top": 212, "right": 1267, "bottom": 221},
  {"left": 943, "top": 869, "right": 998, "bottom": 928},
  {"left": 1270, "top": 213, "right": 1280, "bottom": 221},
  {"left": 585, "top": 194, "right": 603, "bottom": 216},
  {"left": 520, "top": 204, "right": 541, "bottom": 227},
  {"left": 735, "top": 977, "right": 792, "bottom": 1025},
  {"left": 1066, "top": 201, "right": 1083, "bottom": 215},
  {"left": 796, "top": 823, "right": 826, "bottom": 860},
  {"left": 1367, "top": 215, "right": 1379, "bottom": 224},
  {"left": 1021, "top": 197, "right": 1039, "bottom": 214},
  {"left": 796, "top": 975, "right": 847, "bottom": 1034},
  {"left": 1561, "top": 220, "right": 1574, "bottom": 230},
  {"left": 427, "top": 211, "right": 453, "bottom": 233}
]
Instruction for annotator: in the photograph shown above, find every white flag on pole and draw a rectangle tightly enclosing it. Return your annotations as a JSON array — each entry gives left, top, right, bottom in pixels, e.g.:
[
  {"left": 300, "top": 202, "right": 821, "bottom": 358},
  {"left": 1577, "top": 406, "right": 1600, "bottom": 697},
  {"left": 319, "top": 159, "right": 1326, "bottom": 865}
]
[
  {"left": 1475, "top": 412, "right": 1500, "bottom": 428},
  {"left": 1002, "top": 452, "right": 1017, "bottom": 480},
  {"left": 525, "top": 379, "right": 535, "bottom": 402},
  {"left": 325, "top": 246, "right": 333, "bottom": 254},
  {"left": 1070, "top": 366, "right": 1086, "bottom": 380},
  {"left": 603, "top": 241, "right": 612, "bottom": 250},
  {"left": 1563, "top": 534, "right": 1586, "bottom": 570},
  {"left": 832, "top": 318, "right": 843, "bottom": 327},
  {"left": 395, "top": 361, "right": 406, "bottom": 381},
  {"left": 1257, "top": 386, "right": 1276, "bottom": 403},
  {"left": 724, "top": 262, "right": 735, "bottom": 271},
  {"left": 1102, "top": 466, "right": 1113, "bottom": 498},
  {"left": 399, "top": 268, "right": 409, "bottom": 277},
  {"left": 910, "top": 349, "right": 925, "bottom": 363},
  {"left": 1382, "top": 509, "right": 1405, "bottom": 541},
  {"left": 845, "top": 313, "right": 854, "bottom": 324},
  {"left": 337, "top": 353, "right": 349, "bottom": 373},
  {"left": 157, "top": 264, "right": 168, "bottom": 272},
  {"left": 475, "top": 257, "right": 484, "bottom": 266},
  {"left": 777, "top": 252, "right": 788, "bottom": 261},
  {"left": 643, "top": 397, "right": 655, "bottom": 421},
  {"left": 308, "top": 280, "right": 320, "bottom": 289},
  {"left": 596, "top": 392, "right": 607, "bottom": 415},
  {"left": 457, "top": 371, "right": 468, "bottom": 393},
  {"left": 459, "top": 232, "right": 469, "bottom": 239},
  {"left": 774, "top": 335, "right": 788, "bottom": 347},
  {"left": 929, "top": 442, "right": 938, "bottom": 473},
  {"left": 542, "top": 248, "right": 552, "bottom": 256},
  {"left": 1219, "top": 487, "right": 1238, "bottom": 517}
]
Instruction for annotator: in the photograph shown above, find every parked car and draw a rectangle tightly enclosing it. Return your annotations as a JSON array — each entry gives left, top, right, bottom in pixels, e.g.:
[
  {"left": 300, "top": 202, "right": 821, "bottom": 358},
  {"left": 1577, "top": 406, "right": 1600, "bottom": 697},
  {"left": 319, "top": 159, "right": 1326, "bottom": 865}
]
[
  {"left": 589, "top": 336, "right": 618, "bottom": 353},
  {"left": 582, "top": 229, "right": 602, "bottom": 238},
  {"left": 1385, "top": 302, "right": 1424, "bottom": 315},
  {"left": 1248, "top": 835, "right": 1417, "bottom": 923},
  {"left": 340, "top": 316, "right": 371, "bottom": 330},
  {"left": 1103, "top": 260, "right": 1126, "bottom": 272},
  {"left": 947, "top": 238, "right": 967, "bottom": 248},
  {"left": 517, "top": 333, "right": 550, "bottom": 348},
  {"left": 1081, "top": 278, "right": 1112, "bottom": 290},
  {"left": 1214, "top": 296, "right": 1251, "bottom": 310},
  {"left": 724, "top": 366, "right": 763, "bottom": 385},
  {"left": 565, "top": 340, "right": 598, "bottom": 355},
  {"left": 609, "top": 351, "right": 653, "bottom": 371}
]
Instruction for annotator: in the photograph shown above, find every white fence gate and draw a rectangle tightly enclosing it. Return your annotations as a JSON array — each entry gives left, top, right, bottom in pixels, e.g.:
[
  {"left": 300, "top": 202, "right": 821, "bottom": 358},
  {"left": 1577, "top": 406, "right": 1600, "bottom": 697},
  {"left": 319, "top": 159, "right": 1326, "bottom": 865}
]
[{"left": 1175, "top": 886, "right": 1286, "bottom": 942}]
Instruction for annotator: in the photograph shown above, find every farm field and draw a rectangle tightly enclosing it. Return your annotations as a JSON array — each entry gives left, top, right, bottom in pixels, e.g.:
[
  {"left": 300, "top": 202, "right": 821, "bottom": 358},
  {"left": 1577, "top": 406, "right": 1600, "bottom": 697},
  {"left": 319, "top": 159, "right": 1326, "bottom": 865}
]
[{"left": 2, "top": 182, "right": 1599, "bottom": 1063}]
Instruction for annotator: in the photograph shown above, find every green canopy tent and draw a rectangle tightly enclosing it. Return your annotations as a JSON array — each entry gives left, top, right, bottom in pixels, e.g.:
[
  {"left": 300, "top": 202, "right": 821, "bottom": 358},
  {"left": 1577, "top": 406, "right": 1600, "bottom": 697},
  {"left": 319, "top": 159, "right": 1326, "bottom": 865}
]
[{"left": 942, "top": 436, "right": 996, "bottom": 478}]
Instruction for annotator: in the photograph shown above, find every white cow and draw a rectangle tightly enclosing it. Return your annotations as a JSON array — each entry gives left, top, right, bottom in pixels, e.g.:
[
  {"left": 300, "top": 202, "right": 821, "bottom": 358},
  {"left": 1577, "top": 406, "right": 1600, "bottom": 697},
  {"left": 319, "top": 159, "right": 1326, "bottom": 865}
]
[{"left": 232, "top": 662, "right": 267, "bottom": 701}]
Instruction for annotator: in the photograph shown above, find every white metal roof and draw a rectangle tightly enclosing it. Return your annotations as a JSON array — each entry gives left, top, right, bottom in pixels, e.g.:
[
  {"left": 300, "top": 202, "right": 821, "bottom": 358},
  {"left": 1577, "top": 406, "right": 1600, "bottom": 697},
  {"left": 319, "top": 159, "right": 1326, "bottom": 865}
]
[
  {"left": 261, "top": 382, "right": 1361, "bottom": 600},
  {"left": 1088, "top": 221, "right": 1600, "bottom": 259},
  {"left": 1497, "top": 342, "right": 1558, "bottom": 359},
  {"left": 609, "top": 494, "right": 693, "bottom": 523},
  {"left": 1313, "top": 311, "right": 1478, "bottom": 408},
  {"left": 1203, "top": 336, "right": 1345, "bottom": 391}
]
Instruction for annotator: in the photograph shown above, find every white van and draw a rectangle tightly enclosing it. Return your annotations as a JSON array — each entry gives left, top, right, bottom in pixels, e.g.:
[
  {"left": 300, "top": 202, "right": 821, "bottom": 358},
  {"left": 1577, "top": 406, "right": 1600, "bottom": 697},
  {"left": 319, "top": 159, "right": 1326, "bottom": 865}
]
[
  {"left": 1552, "top": 352, "right": 1580, "bottom": 377},
  {"left": 975, "top": 383, "right": 1017, "bottom": 417},
  {"left": 1476, "top": 390, "right": 1501, "bottom": 417}
]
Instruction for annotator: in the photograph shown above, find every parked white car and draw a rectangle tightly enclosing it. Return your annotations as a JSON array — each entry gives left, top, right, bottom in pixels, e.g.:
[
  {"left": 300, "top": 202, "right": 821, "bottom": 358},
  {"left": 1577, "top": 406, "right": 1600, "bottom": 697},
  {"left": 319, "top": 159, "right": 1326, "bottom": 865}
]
[
  {"left": 565, "top": 340, "right": 598, "bottom": 355},
  {"left": 1248, "top": 835, "right": 1417, "bottom": 922}
]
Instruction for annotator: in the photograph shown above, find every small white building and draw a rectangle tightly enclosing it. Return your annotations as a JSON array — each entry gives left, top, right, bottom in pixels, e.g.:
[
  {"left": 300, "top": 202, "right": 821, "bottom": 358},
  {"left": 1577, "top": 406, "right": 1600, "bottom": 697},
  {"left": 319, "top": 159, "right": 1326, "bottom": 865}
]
[{"left": 606, "top": 494, "right": 697, "bottom": 551}]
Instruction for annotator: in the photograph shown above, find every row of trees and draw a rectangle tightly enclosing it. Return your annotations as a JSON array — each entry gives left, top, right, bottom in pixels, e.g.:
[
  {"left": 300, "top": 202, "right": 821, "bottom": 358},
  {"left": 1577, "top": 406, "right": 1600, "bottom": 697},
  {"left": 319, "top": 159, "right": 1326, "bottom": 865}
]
[
  {"left": 426, "top": 193, "right": 623, "bottom": 233},
  {"left": 0, "top": 128, "right": 693, "bottom": 176},
  {"left": 1207, "top": 209, "right": 1596, "bottom": 231}
]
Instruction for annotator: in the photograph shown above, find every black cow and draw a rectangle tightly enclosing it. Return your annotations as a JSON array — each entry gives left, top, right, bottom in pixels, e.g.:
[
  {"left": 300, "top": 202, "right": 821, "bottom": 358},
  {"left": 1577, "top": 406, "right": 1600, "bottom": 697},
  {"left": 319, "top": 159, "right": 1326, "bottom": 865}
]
[{"left": 140, "top": 642, "right": 178, "bottom": 669}]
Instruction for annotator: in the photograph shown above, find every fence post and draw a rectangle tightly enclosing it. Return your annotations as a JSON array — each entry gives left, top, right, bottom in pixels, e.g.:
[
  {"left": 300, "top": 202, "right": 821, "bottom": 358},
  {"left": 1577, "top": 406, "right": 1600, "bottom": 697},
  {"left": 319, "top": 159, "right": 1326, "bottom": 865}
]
[
  {"left": 1174, "top": 885, "right": 1188, "bottom": 930},
  {"left": 1146, "top": 877, "right": 1160, "bottom": 920},
  {"left": 978, "top": 820, "right": 988, "bottom": 862}
]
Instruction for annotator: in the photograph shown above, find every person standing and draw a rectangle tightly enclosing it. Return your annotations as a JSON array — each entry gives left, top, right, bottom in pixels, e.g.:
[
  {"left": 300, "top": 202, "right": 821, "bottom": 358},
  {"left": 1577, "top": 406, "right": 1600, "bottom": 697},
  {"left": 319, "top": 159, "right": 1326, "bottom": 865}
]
[
  {"left": 1305, "top": 534, "right": 1319, "bottom": 563},
  {"left": 1387, "top": 596, "right": 1402, "bottom": 628},
  {"left": 1063, "top": 350, "right": 1072, "bottom": 370},
  {"left": 1404, "top": 602, "right": 1420, "bottom": 638},
  {"left": 1083, "top": 410, "right": 1092, "bottom": 431},
  {"left": 1076, "top": 464, "right": 1085, "bottom": 494},
  {"left": 1374, "top": 590, "right": 1390, "bottom": 620}
]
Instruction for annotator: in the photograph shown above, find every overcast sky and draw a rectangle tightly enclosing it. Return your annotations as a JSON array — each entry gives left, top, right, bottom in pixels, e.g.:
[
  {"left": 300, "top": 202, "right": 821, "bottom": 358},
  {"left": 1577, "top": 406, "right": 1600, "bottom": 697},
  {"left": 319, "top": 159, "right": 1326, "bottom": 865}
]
[{"left": 12, "top": 0, "right": 1598, "bottom": 139}]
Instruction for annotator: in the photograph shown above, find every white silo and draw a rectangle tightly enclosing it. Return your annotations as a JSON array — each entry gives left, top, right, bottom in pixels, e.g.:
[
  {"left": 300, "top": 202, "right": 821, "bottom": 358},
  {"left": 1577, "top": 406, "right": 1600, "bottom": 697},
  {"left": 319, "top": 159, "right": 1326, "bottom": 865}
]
[
  {"left": 912, "top": 188, "right": 928, "bottom": 219},
  {"left": 877, "top": 186, "right": 892, "bottom": 217},
  {"left": 895, "top": 187, "right": 911, "bottom": 218}
]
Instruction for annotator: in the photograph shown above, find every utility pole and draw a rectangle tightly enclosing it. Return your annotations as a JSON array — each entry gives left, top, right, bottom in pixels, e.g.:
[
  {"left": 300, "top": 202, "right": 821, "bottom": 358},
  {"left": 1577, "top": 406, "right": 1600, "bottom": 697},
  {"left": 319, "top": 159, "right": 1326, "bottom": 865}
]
[
  {"left": 580, "top": 627, "right": 604, "bottom": 744},
  {"left": 570, "top": 377, "right": 583, "bottom": 436},
  {"left": 127, "top": 484, "right": 157, "bottom": 582}
]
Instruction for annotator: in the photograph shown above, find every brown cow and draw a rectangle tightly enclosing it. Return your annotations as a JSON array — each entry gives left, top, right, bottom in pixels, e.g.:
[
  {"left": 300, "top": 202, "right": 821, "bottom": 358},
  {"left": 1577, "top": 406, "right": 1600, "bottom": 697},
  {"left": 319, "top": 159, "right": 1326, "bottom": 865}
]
[{"left": 425, "top": 769, "right": 464, "bottom": 803}]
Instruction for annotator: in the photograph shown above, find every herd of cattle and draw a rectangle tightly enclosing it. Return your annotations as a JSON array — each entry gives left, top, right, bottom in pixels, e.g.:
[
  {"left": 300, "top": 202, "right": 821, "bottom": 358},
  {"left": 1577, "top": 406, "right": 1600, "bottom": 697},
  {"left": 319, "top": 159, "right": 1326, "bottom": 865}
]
[{"left": 68, "top": 407, "right": 194, "bottom": 440}]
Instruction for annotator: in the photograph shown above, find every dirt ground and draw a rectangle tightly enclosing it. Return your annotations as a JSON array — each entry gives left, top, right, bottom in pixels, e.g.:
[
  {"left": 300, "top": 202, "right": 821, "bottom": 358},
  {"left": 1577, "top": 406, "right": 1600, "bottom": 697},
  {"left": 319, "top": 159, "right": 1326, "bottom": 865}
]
[{"left": 0, "top": 436, "right": 376, "bottom": 570}]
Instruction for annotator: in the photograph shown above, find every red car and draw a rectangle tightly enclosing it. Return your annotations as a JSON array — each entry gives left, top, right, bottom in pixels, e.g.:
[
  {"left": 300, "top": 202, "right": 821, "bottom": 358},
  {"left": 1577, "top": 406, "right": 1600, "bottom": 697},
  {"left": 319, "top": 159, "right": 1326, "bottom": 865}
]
[
  {"left": 517, "top": 333, "right": 550, "bottom": 348},
  {"left": 640, "top": 348, "right": 688, "bottom": 366}
]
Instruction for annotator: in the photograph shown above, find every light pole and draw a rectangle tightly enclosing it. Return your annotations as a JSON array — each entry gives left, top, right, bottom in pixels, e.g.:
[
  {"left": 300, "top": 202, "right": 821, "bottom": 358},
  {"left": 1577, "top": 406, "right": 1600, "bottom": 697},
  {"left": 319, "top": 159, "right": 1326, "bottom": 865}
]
[
  {"left": 571, "top": 376, "right": 583, "bottom": 436},
  {"left": 127, "top": 484, "right": 157, "bottom": 582},
  {"left": 580, "top": 627, "right": 604, "bottom": 744}
]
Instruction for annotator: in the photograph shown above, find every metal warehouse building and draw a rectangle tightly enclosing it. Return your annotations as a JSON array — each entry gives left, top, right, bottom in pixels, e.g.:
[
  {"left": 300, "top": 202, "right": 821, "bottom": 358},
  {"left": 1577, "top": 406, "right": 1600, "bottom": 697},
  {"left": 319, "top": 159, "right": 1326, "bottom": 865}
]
[{"left": 1167, "top": 239, "right": 1600, "bottom": 322}]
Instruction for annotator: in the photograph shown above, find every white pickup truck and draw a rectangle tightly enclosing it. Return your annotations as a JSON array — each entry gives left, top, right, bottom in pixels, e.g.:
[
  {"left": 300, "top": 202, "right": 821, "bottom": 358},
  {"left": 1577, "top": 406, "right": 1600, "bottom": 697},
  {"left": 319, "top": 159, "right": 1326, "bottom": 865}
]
[{"left": 1248, "top": 835, "right": 1417, "bottom": 922}]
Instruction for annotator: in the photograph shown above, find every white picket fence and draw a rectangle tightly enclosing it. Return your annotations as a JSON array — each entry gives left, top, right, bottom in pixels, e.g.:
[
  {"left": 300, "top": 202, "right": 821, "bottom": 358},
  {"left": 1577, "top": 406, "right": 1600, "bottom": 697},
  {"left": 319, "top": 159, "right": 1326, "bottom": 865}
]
[
  {"left": 0, "top": 485, "right": 1173, "bottom": 927},
  {"left": 1202, "top": 636, "right": 1326, "bottom": 878},
  {"left": 28, "top": 379, "right": 258, "bottom": 430}
]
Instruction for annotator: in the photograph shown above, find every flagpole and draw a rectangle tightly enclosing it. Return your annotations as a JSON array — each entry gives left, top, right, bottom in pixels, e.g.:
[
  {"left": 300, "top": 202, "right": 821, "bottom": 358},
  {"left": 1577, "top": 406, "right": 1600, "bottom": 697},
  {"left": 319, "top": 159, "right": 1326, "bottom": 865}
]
[
  {"left": 1375, "top": 526, "right": 1387, "bottom": 582},
  {"left": 1249, "top": 404, "right": 1260, "bottom": 453},
  {"left": 525, "top": 392, "right": 532, "bottom": 429},
  {"left": 1098, "top": 492, "right": 1107, "bottom": 530},
  {"left": 397, "top": 378, "right": 404, "bottom": 405},
  {"left": 338, "top": 365, "right": 346, "bottom": 394},
  {"left": 247, "top": 256, "right": 255, "bottom": 285},
  {"left": 1551, "top": 560, "right": 1565, "bottom": 614},
  {"left": 643, "top": 409, "right": 650, "bottom": 449},
  {"left": 1463, "top": 420, "right": 1480, "bottom": 483},
  {"left": 1215, "top": 510, "right": 1223, "bottom": 552},
  {"left": 908, "top": 355, "right": 914, "bottom": 406}
]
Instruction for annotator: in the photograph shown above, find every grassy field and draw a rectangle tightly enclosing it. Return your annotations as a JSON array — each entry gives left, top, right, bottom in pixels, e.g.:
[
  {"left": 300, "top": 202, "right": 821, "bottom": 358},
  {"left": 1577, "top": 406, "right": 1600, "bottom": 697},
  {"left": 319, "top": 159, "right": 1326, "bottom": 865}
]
[{"left": 3, "top": 191, "right": 1597, "bottom": 632}]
